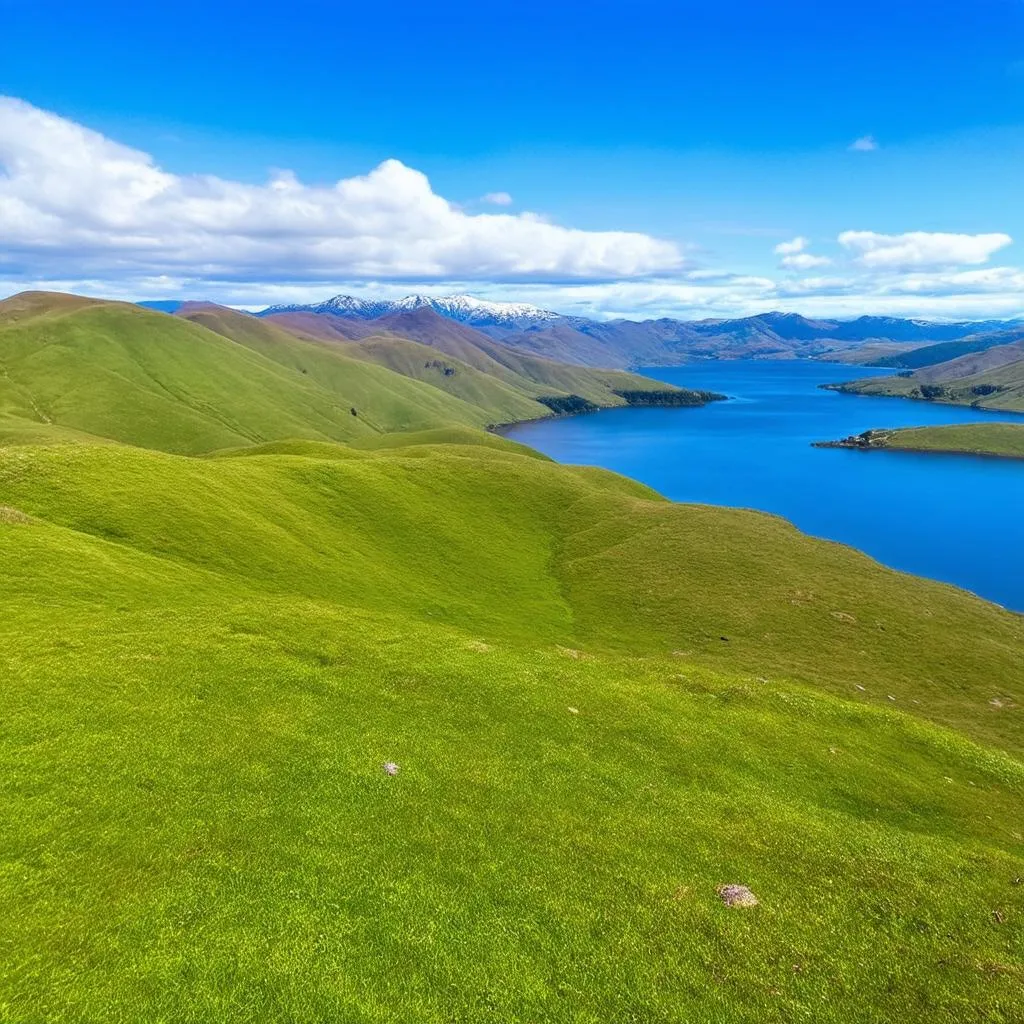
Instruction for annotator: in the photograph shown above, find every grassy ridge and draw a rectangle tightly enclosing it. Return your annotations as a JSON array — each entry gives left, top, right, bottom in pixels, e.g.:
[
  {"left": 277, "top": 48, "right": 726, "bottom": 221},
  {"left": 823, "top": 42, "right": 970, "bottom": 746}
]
[
  {"left": 199, "top": 304, "right": 695, "bottom": 416},
  {"left": 831, "top": 353, "right": 1024, "bottom": 413},
  {"left": 0, "top": 294, "right": 498, "bottom": 451},
  {"left": 0, "top": 434, "right": 1022, "bottom": 1022}
]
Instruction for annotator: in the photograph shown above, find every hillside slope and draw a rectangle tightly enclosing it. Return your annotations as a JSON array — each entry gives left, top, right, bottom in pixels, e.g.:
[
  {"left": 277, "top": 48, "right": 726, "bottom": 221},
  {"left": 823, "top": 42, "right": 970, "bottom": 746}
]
[
  {"left": 870, "top": 326, "right": 1024, "bottom": 371},
  {"left": 338, "top": 335, "right": 549, "bottom": 422},
  {"left": 175, "top": 302, "right": 534, "bottom": 430},
  {"left": 828, "top": 338, "right": 1024, "bottom": 413},
  {"left": 0, "top": 293, "right": 499, "bottom": 451},
  {"left": 266, "top": 305, "right": 715, "bottom": 409},
  {"left": 1, "top": 434, "right": 1022, "bottom": 1022}
]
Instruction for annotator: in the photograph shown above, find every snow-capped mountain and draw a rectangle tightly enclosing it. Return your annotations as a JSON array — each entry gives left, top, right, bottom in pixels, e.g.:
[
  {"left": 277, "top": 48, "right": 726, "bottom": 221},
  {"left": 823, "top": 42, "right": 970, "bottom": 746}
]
[
  {"left": 261, "top": 295, "right": 399, "bottom": 320},
  {"left": 259, "top": 293, "right": 562, "bottom": 329}
]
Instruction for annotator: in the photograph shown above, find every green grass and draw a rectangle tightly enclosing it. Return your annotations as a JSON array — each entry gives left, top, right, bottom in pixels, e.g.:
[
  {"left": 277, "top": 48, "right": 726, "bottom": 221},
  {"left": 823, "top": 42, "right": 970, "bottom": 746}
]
[
  {"left": 0, "top": 293, "right": 1022, "bottom": 1021},
  {"left": 0, "top": 294, "right": 517, "bottom": 453},
  {"left": 340, "top": 335, "right": 549, "bottom": 422},
  {"left": 1, "top": 433, "right": 1022, "bottom": 1022},
  {"left": 832, "top": 361, "right": 1024, "bottom": 413},
  {"left": 182, "top": 304, "right": 696, "bottom": 425},
  {"left": 872, "top": 423, "right": 1024, "bottom": 459}
]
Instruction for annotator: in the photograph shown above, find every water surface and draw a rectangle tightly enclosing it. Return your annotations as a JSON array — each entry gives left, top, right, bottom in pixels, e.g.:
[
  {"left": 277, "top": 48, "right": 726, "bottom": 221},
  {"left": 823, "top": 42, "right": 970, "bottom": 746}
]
[{"left": 505, "top": 361, "right": 1024, "bottom": 611}]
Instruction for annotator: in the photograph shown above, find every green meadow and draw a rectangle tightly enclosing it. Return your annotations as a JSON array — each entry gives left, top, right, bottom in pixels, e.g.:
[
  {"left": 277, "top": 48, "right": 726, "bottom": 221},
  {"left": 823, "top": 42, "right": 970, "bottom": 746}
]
[
  {"left": 876, "top": 422, "right": 1024, "bottom": 460},
  {"left": 0, "top": 294, "right": 1021, "bottom": 1022}
]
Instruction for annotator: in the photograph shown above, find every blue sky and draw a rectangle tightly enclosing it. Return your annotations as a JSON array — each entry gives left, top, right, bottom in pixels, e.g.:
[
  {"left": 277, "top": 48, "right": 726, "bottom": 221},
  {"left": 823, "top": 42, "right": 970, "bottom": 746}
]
[{"left": 1, "top": 0, "right": 1023, "bottom": 319}]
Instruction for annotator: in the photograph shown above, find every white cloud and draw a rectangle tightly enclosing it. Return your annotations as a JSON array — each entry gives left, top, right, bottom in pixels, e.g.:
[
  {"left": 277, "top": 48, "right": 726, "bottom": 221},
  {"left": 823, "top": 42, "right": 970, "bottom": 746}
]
[
  {"left": 774, "top": 237, "right": 831, "bottom": 270},
  {"left": 481, "top": 191, "right": 513, "bottom": 206},
  {"left": 838, "top": 230, "right": 1013, "bottom": 269},
  {"left": 1, "top": 97, "right": 1022, "bottom": 324},
  {"left": 780, "top": 252, "right": 833, "bottom": 271},
  {"left": 774, "top": 236, "right": 808, "bottom": 256},
  {"left": 849, "top": 135, "right": 879, "bottom": 152},
  {"left": 0, "top": 96, "right": 682, "bottom": 284}
]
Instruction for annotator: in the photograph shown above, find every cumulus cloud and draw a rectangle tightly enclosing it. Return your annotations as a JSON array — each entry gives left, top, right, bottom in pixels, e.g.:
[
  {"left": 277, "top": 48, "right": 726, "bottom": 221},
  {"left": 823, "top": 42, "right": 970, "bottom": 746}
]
[
  {"left": 774, "top": 236, "right": 808, "bottom": 256},
  {"left": 1, "top": 97, "right": 1022, "bottom": 323},
  {"left": 774, "top": 237, "right": 831, "bottom": 270},
  {"left": 838, "top": 230, "right": 1013, "bottom": 269},
  {"left": 0, "top": 96, "right": 683, "bottom": 284},
  {"left": 849, "top": 135, "right": 879, "bottom": 152},
  {"left": 781, "top": 252, "right": 833, "bottom": 270},
  {"left": 481, "top": 191, "right": 513, "bottom": 206}
]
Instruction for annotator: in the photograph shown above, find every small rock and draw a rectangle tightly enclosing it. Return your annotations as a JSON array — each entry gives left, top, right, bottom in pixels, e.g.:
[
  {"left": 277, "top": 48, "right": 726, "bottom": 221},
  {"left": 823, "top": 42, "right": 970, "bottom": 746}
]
[
  {"left": 382, "top": 762, "right": 399, "bottom": 776},
  {"left": 716, "top": 883, "right": 758, "bottom": 908}
]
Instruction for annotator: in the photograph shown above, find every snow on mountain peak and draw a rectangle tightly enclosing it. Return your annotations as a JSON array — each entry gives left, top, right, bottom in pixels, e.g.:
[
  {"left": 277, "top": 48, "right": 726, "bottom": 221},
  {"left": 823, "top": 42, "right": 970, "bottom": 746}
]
[{"left": 260, "top": 293, "right": 562, "bottom": 328}]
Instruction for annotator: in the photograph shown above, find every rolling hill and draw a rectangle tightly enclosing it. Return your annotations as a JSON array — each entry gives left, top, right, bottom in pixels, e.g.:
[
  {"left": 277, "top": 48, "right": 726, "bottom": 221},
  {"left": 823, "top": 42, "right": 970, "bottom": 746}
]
[
  {"left": 0, "top": 290, "right": 1022, "bottom": 1022},
  {"left": 1, "top": 431, "right": 1022, "bottom": 1022},
  {"left": 828, "top": 337, "right": 1024, "bottom": 413},
  {"left": 0, "top": 292, "right": 396, "bottom": 451},
  {"left": 869, "top": 326, "right": 1024, "bottom": 371},
  {"left": 0, "top": 292, "right": 721, "bottom": 456},
  {"left": 259, "top": 305, "right": 717, "bottom": 411}
]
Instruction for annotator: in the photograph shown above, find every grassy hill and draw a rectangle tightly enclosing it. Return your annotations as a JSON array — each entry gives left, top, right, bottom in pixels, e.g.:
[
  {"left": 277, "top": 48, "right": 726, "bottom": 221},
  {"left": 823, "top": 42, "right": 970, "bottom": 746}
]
[
  {"left": 819, "top": 423, "right": 1024, "bottom": 460},
  {"left": 875, "top": 422, "right": 1024, "bottom": 458},
  {"left": 0, "top": 293, "right": 1022, "bottom": 1022},
  {"left": 0, "top": 293, "right": 503, "bottom": 451},
  {"left": 176, "top": 302, "right": 551, "bottom": 430},
  {"left": 1, "top": 431, "right": 1022, "bottom": 1022},
  {"left": 267, "top": 306, "right": 713, "bottom": 407},
  {"left": 338, "top": 335, "right": 549, "bottom": 422},
  {"left": 870, "top": 327, "right": 1024, "bottom": 371},
  {"left": 829, "top": 338, "right": 1024, "bottom": 413}
]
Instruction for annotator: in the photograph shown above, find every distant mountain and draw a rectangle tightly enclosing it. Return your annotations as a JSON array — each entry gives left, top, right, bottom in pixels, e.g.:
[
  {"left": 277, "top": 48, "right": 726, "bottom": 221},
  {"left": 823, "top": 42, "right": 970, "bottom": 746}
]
[
  {"left": 257, "top": 294, "right": 1024, "bottom": 369},
  {"left": 261, "top": 293, "right": 561, "bottom": 330},
  {"left": 869, "top": 325, "right": 1024, "bottom": 370}
]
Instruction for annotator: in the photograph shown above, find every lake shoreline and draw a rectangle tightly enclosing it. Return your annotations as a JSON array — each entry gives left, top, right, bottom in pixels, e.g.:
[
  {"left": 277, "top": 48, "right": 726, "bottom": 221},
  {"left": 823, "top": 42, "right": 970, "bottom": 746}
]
[
  {"left": 820, "top": 380, "right": 1024, "bottom": 416},
  {"left": 489, "top": 382, "right": 728, "bottom": 435},
  {"left": 504, "top": 360, "right": 1024, "bottom": 612}
]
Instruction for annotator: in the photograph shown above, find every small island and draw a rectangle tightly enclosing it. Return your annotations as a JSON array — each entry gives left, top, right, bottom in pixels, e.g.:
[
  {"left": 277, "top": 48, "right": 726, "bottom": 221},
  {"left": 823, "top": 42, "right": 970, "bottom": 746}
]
[{"left": 814, "top": 422, "right": 1024, "bottom": 460}]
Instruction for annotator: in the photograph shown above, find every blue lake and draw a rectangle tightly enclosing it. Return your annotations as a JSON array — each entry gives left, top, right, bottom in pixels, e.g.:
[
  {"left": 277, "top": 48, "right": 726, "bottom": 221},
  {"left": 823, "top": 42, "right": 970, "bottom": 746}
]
[{"left": 504, "top": 361, "right": 1024, "bottom": 612}]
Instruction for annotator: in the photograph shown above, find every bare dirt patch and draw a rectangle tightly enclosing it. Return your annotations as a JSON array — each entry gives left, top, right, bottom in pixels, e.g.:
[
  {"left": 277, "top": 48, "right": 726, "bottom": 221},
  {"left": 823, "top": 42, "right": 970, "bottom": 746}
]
[{"left": 0, "top": 506, "right": 31, "bottom": 525}]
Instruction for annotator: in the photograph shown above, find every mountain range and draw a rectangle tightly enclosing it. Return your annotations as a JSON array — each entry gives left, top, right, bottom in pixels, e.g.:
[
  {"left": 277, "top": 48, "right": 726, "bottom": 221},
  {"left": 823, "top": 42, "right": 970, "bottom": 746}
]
[{"left": 252, "top": 294, "right": 1024, "bottom": 368}]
